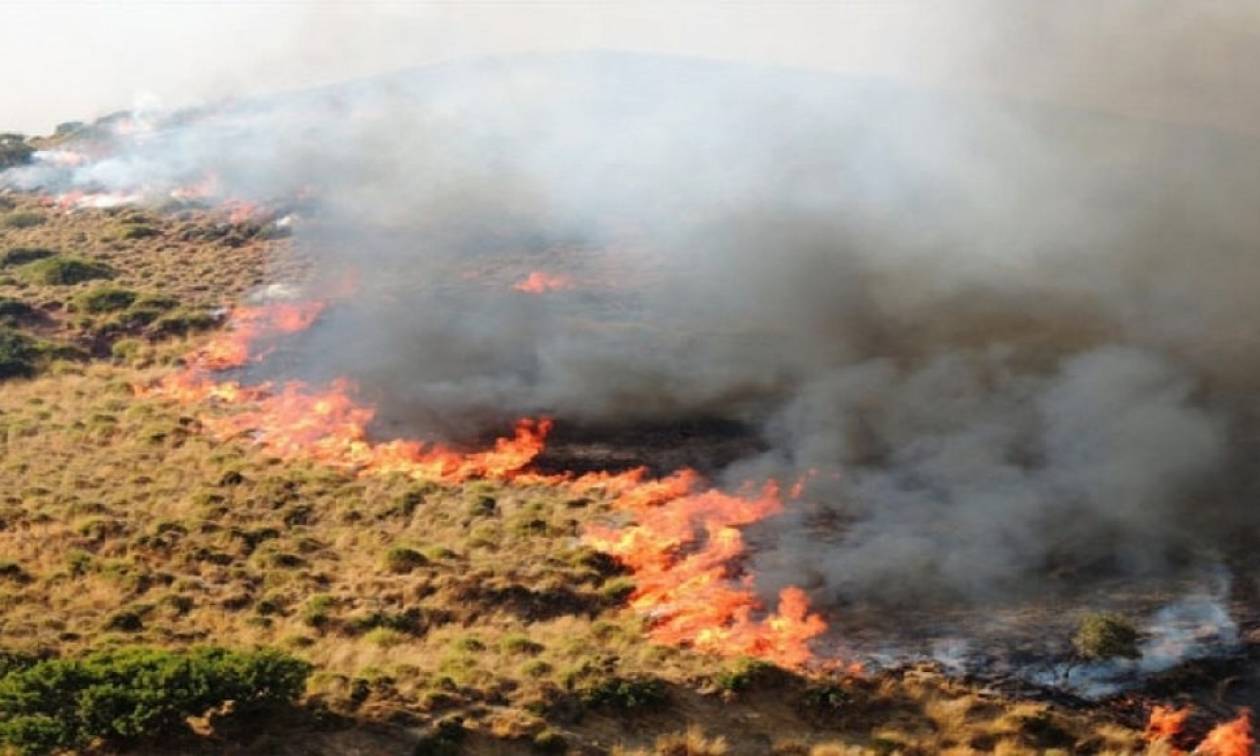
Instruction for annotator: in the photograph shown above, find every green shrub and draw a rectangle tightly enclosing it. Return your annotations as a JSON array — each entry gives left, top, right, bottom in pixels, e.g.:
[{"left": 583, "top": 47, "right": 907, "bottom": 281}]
[
  {"left": 2, "top": 212, "right": 43, "bottom": 229},
  {"left": 72, "top": 286, "right": 136, "bottom": 313},
  {"left": 580, "top": 676, "right": 666, "bottom": 711},
  {"left": 150, "top": 308, "right": 216, "bottom": 336},
  {"left": 1, "top": 247, "right": 55, "bottom": 267},
  {"left": 0, "top": 328, "right": 41, "bottom": 380},
  {"left": 714, "top": 657, "right": 779, "bottom": 692},
  {"left": 117, "top": 223, "right": 158, "bottom": 240},
  {"left": 1072, "top": 612, "right": 1140, "bottom": 661},
  {"left": 0, "top": 297, "right": 35, "bottom": 325},
  {"left": 302, "top": 594, "right": 335, "bottom": 629},
  {"left": 20, "top": 256, "right": 115, "bottom": 285},
  {"left": 0, "top": 646, "right": 311, "bottom": 753},
  {"left": 382, "top": 546, "right": 428, "bottom": 574}
]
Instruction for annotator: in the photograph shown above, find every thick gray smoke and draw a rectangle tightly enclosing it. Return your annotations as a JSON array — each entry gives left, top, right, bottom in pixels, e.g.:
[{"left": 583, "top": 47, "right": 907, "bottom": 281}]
[{"left": 7, "top": 46, "right": 1260, "bottom": 613}]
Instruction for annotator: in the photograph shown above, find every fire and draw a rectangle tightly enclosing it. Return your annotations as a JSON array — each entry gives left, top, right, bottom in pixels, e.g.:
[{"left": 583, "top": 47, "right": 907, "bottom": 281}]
[
  {"left": 1197, "top": 710, "right": 1253, "bottom": 756},
  {"left": 1143, "top": 706, "right": 1253, "bottom": 756},
  {"left": 513, "top": 271, "right": 573, "bottom": 294},
  {"left": 141, "top": 291, "right": 829, "bottom": 667},
  {"left": 583, "top": 475, "right": 827, "bottom": 668},
  {"left": 1147, "top": 705, "right": 1191, "bottom": 743}
]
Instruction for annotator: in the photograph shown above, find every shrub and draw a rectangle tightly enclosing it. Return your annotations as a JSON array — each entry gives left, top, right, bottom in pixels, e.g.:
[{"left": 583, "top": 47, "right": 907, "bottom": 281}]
[
  {"left": 302, "top": 594, "right": 335, "bottom": 629},
  {"left": 20, "top": 256, "right": 115, "bottom": 285},
  {"left": 580, "top": 676, "right": 667, "bottom": 711},
  {"left": 2, "top": 212, "right": 45, "bottom": 229},
  {"left": 413, "top": 716, "right": 466, "bottom": 756},
  {"left": 117, "top": 223, "right": 158, "bottom": 240},
  {"left": 0, "top": 134, "right": 32, "bottom": 169},
  {"left": 382, "top": 546, "right": 429, "bottom": 574},
  {"left": 72, "top": 286, "right": 136, "bottom": 313},
  {"left": 714, "top": 657, "right": 779, "bottom": 693},
  {"left": 0, "top": 328, "right": 41, "bottom": 380},
  {"left": 1072, "top": 612, "right": 1140, "bottom": 661},
  {"left": 150, "top": 308, "right": 216, "bottom": 336},
  {"left": 0, "top": 646, "right": 311, "bottom": 753},
  {"left": 1, "top": 247, "right": 55, "bottom": 267},
  {"left": 0, "top": 297, "right": 35, "bottom": 325},
  {"left": 532, "top": 729, "right": 567, "bottom": 753}
]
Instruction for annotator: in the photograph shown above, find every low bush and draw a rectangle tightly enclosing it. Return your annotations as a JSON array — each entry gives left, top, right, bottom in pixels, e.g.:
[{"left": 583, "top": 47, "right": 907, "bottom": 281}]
[
  {"left": 72, "top": 286, "right": 137, "bottom": 313},
  {"left": 382, "top": 546, "right": 428, "bottom": 574},
  {"left": 150, "top": 308, "right": 216, "bottom": 336},
  {"left": 1072, "top": 612, "right": 1140, "bottom": 661},
  {"left": 1, "top": 247, "right": 55, "bottom": 267},
  {"left": 580, "top": 676, "right": 667, "bottom": 711},
  {"left": 20, "top": 256, "right": 115, "bottom": 285},
  {"left": 0, "top": 327, "right": 42, "bottom": 380},
  {"left": 0, "top": 646, "right": 311, "bottom": 754},
  {"left": 2, "top": 212, "right": 45, "bottom": 229},
  {"left": 0, "top": 297, "right": 35, "bottom": 325}
]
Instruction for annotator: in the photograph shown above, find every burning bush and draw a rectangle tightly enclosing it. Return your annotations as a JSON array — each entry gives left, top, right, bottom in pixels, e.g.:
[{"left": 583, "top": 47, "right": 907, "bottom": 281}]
[
  {"left": 1072, "top": 612, "right": 1141, "bottom": 661},
  {"left": 0, "top": 646, "right": 311, "bottom": 754}
]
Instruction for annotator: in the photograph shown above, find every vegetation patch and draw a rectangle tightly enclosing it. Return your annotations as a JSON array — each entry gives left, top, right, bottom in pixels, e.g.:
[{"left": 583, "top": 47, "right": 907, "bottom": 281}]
[
  {"left": 0, "top": 646, "right": 311, "bottom": 754},
  {"left": 71, "top": 286, "right": 137, "bottom": 313},
  {"left": 19, "top": 256, "right": 115, "bottom": 286},
  {"left": 1, "top": 247, "right": 56, "bottom": 267}
]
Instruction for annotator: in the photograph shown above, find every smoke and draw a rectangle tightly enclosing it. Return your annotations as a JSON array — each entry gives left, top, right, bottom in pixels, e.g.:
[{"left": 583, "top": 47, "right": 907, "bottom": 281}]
[{"left": 7, "top": 14, "right": 1260, "bottom": 615}]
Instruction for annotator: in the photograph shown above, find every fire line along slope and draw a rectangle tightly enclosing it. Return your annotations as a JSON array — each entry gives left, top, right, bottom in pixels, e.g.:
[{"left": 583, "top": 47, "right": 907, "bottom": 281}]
[{"left": 1, "top": 51, "right": 1259, "bottom": 755}]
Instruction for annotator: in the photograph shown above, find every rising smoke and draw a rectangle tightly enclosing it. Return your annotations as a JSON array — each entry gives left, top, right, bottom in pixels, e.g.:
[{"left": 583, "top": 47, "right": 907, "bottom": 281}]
[{"left": 7, "top": 9, "right": 1260, "bottom": 614}]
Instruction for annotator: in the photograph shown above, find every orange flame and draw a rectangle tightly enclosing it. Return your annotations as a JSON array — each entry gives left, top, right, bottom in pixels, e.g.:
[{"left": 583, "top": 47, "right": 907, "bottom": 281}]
[
  {"left": 1147, "top": 705, "right": 1191, "bottom": 743},
  {"left": 583, "top": 475, "right": 826, "bottom": 668},
  {"left": 513, "top": 271, "right": 574, "bottom": 294},
  {"left": 1196, "top": 710, "right": 1253, "bottom": 756}
]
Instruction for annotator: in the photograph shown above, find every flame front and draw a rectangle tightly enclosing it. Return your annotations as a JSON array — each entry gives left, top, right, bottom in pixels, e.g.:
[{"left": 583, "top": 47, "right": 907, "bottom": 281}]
[
  {"left": 584, "top": 474, "right": 827, "bottom": 668},
  {"left": 141, "top": 294, "right": 829, "bottom": 666}
]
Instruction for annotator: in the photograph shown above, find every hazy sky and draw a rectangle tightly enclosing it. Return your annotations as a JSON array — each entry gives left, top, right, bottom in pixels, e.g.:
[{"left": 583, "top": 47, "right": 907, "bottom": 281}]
[{"left": 4, "top": 1, "right": 1260, "bottom": 136}]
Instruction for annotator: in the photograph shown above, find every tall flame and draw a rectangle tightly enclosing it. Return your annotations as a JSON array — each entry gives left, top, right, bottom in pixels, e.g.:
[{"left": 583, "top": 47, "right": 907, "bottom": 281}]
[
  {"left": 1196, "top": 710, "right": 1253, "bottom": 756},
  {"left": 584, "top": 474, "right": 827, "bottom": 668},
  {"left": 1146, "top": 705, "right": 1191, "bottom": 743}
]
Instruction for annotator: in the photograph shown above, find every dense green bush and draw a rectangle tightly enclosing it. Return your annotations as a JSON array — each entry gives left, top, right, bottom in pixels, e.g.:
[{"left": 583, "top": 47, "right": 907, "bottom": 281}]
[
  {"left": 580, "top": 676, "right": 667, "bottom": 711},
  {"left": 72, "top": 286, "right": 137, "bottom": 313},
  {"left": 1, "top": 247, "right": 56, "bottom": 267},
  {"left": 0, "top": 327, "right": 41, "bottom": 379},
  {"left": 1072, "top": 612, "right": 1140, "bottom": 661},
  {"left": 0, "top": 297, "right": 35, "bottom": 326},
  {"left": 0, "top": 646, "right": 312, "bottom": 754},
  {"left": 20, "top": 256, "right": 115, "bottom": 285}
]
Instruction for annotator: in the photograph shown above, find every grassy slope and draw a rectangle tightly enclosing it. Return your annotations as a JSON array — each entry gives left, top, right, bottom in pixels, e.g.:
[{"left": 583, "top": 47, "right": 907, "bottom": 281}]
[{"left": 0, "top": 195, "right": 1146, "bottom": 754}]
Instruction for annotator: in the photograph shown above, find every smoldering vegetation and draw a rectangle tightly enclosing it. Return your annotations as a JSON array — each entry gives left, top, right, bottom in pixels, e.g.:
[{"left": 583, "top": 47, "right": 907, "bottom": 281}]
[{"left": 8, "top": 51, "right": 1260, "bottom": 619}]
